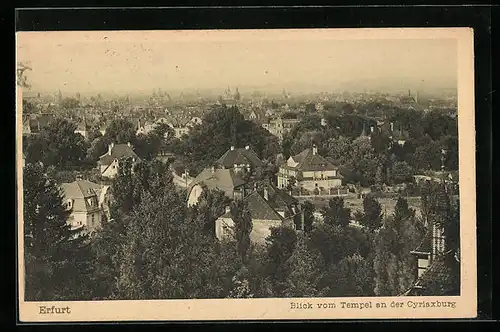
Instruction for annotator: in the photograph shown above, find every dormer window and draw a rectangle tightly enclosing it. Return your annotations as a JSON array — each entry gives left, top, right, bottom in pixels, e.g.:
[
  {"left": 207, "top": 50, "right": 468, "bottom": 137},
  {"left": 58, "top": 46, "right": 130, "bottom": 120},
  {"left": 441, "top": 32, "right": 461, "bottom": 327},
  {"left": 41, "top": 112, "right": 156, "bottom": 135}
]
[
  {"left": 66, "top": 200, "right": 73, "bottom": 209},
  {"left": 87, "top": 198, "right": 93, "bottom": 206}
]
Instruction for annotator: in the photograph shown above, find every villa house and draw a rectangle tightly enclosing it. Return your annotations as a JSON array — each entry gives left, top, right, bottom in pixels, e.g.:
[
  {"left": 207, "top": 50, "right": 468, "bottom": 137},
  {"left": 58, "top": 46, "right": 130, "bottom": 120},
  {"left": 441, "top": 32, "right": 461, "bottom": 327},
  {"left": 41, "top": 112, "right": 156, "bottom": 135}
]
[
  {"left": 215, "top": 183, "right": 303, "bottom": 244},
  {"left": 215, "top": 145, "right": 264, "bottom": 175},
  {"left": 60, "top": 180, "right": 110, "bottom": 236},
  {"left": 277, "top": 146, "right": 343, "bottom": 194},
  {"left": 98, "top": 142, "right": 141, "bottom": 179},
  {"left": 187, "top": 166, "right": 247, "bottom": 207}
]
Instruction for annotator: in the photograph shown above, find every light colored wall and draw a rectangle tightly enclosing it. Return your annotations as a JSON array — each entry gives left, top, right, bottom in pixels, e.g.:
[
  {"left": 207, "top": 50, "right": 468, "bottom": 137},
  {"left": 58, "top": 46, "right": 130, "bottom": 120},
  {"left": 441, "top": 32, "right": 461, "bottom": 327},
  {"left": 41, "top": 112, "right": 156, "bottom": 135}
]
[
  {"left": 86, "top": 210, "right": 103, "bottom": 231},
  {"left": 187, "top": 184, "right": 203, "bottom": 207},
  {"left": 251, "top": 219, "right": 282, "bottom": 244},
  {"left": 300, "top": 179, "right": 342, "bottom": 191},
  {"left": 69, "top": 212, "right": 87, "bottom": 229},
  {"left": 215, "top": 217, "right": 282, "bottom": 245},
  {"left": 101, "top": 159, "right": 119, "bottom": 178}
]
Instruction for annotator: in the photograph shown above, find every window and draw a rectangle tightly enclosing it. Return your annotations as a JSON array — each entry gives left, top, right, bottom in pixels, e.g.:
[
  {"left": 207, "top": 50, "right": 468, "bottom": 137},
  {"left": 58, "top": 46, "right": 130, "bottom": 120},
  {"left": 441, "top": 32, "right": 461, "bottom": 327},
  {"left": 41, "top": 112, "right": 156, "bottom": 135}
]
[{"left": 91, "top": 213, "right": 95, "bottom": 226}]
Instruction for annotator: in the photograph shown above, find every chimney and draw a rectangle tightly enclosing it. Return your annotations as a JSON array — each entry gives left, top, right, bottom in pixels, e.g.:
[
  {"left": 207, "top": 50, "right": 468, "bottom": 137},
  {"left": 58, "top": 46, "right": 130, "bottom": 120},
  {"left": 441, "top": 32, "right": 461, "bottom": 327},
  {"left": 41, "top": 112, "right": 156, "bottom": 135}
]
[
  {"left": 245, "top": 145, "right": 250, "bottom": 150},
  {"left": 230, "top": 146, "right": 235, "bottom": 151},
  {"left": 263, "top": 187, "right": 269, "bottom": 201},
  {"left": 225, "top": 205, "right": 231, "bottom": 214},
  {"left": 370, "top": 125, "right": 374, "bottom": 133},
  {"left": 390, "top": 122, "right": 394, "bottom": 132},
  {"left": 211, "top": 165, "right": 215, "bottom": 173},
  {"left": 108, "top": 143, "right": 114, "bottom": 155},
  {"left": 312, "top": 145, "right": 318, "bottom": 155},
  {"left": 127, "top": 142, "right": 132, "bottom": 148}
]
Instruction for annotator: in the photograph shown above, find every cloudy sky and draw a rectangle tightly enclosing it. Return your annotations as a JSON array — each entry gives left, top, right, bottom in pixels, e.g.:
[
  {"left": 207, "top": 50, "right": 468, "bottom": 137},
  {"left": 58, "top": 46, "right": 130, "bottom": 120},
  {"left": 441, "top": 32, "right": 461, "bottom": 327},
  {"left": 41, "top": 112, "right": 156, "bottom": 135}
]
[{"left": 16, "top": 29, "right": 458, "bottom": 95}]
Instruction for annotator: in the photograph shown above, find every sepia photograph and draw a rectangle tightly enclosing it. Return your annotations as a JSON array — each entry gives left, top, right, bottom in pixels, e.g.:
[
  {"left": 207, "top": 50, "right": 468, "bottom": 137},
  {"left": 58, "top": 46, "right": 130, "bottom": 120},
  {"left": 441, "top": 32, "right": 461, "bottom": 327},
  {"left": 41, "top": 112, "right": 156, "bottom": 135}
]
[{"left": 16, "top": 28, "right": 476, "bottom": 321}]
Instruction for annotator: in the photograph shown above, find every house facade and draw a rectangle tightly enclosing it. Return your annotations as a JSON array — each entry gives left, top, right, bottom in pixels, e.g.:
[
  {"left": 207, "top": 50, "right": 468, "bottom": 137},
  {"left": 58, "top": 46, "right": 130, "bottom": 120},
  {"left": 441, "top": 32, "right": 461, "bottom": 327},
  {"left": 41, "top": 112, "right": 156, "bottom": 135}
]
[
  {"left": 60, "top": 180, "right": 109, "bottom": 236},
  {"left": 277, "top": 146, "right": 343, "bottom": 193},
  {"left": 215, "top": 185, "right": 303, "bottom": 244},
  {"left": 215, "top": 145, "right": 264, "bottom": 175},
  {"left": 98, "top": 142, "right": 141, "bottom": 179},
  {"left": 187, "top": 166, "right": 247, "bottom": 207}
]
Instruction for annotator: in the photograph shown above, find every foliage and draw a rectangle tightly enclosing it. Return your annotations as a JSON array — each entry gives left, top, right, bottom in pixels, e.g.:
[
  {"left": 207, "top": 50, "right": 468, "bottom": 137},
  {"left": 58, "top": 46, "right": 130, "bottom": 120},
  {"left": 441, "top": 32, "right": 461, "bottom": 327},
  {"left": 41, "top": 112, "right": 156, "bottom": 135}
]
[
  {"left": 23, "top": 163, "right": 92, "bottom": 301},
  {"left": 181, "top": 105, "right": 280, "bottom": 175},
  {"left": 321, "top": 197, "right": 351, "bottom": 228},
  {"left": 230, "top": 200, "right": 253, "bottom": 264},
  {"left": 24, "top": 118, "right": 89, "bottom": 167},
  {"left": 358, "top": 195, "right": 383, "bottom": 230},
  {"left": 104, "top": 119, "right": 137, "bottom": 145},
  {"left": 373, "top": 197, "right": 423, "bottom": 296}
]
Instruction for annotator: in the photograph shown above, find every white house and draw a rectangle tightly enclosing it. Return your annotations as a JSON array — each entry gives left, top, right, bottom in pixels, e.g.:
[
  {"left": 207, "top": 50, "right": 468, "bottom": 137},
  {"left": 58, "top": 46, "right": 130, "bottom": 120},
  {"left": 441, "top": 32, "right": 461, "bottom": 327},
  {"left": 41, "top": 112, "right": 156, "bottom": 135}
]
[
  {"left": 277, "top": 146, "right": 343, "bottom": 194},
  {"left": 215, "top": 185, "right": 303, "bottom": 245},
  {"left": 60, "top": 180, "right": 108, "bottom": 236},
  {"left": 98, "top": 142, "right": 141, "bottom": 179},
  {"left": 187, "top": 166, "right": 247, "bottom": 207}
]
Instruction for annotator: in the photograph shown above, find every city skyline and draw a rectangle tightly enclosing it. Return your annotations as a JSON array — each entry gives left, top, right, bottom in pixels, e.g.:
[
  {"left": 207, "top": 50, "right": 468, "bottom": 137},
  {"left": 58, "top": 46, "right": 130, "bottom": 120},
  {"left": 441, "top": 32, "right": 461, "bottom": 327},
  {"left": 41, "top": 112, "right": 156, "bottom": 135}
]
[{"left": 17, "top": 29, "right": 457, "bottom": 96}]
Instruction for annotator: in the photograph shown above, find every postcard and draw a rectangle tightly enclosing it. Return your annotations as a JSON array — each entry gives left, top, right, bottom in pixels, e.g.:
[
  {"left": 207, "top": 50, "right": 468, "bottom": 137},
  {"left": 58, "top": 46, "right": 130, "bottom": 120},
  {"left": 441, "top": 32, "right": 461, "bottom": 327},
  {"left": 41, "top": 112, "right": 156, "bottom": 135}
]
[{"left": 16, "top": 27, "right": 476, "bottom": 322}]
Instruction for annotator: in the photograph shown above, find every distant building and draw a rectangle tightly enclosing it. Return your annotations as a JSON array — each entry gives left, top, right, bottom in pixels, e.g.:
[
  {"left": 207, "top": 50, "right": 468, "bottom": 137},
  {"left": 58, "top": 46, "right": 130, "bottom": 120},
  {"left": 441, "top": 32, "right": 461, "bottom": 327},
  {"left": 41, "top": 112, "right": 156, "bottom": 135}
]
[
  {"left": 187, "top": 166, "right": 247, "bottom": 207},
  {"left": 74, "top": 118, "right": 91, "bottom": 138},
  {"left": 60, "top": 180, "right": 110, "bottom": 236},
  {"left": 136, "top": 119, "right": 156, "bottom": 136},
  {"left": 155, "top": 115, "right": 202, "bottom": 139},
  {"left": 277, "top": 146, "right": 343, "bottom": 193},
  {"left": 262, "top": 117, "right": 301, "bottom": 141},
  {"left": 98, "top": 142, "right": 141, "bottom": 179},
  {"left": 215, "top": 184, "right": 303, "bottom": 244}
]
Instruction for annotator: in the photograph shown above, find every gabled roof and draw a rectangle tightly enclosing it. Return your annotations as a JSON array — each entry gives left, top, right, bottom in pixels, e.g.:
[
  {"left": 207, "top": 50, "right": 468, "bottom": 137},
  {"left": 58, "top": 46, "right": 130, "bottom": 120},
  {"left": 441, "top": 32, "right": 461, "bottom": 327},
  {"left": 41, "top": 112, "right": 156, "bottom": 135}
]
[
  {"left": 98, "top": 144, "right": 139, "bottom": 166},
  {"left": 411, "top": 231, "right": 432, "bottom": 255},
  {"left": 286, "top": 148, "right": 340, "bottom": 173},
  {"left": 258, "top": 182, "right": 298, "bottom": 211},
  {"left": 220, "top": 191, "right": 284, "bottom": 222},
  {"left": 405, "top": 250, "right": 460, "bottom": 296},
  {"left": 60, "top": 180, "right": 103, "bottom": 213},
  {"left": 216, "top": 147, "right": 264, "bottom": 168},
  {"left": 189, "top": 167, "right": 246, "bottom": 198}
]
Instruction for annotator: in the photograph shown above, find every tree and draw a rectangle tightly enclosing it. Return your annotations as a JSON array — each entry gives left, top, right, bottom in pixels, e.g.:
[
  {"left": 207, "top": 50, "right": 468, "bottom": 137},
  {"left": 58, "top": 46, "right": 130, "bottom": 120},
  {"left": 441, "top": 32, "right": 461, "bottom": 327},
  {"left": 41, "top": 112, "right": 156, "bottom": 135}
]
[
  {"left": 302, "top": 201, "right": 315, "bottom": 232},
  {"left": 230, "top": 200, "right": 253, "bottom": 264},
  {"left": 326, "top": 254, "right": 375, "bottom": 297},
  {"left": 182, "top": 105, "right": 280, "bottom": 175},
  {"left": 282, "top": 237, "right": 324, "bottom": 297},
  {"left": 359, "top": 195, "right": 383, "bottom": 230},
  {"left": 116, "top": 190, "right": 239, "bottom": 299},
  {"left": 321, "top": 197, "right": 351, "bottom": 228},
  {"left": 193, "top": 188, "right": 230, "bottom": 237},
  {"left": 17, "top": 62, "right": 32, "bottom": 88},
  {"left": 27, "top": 118, "right": 89, "bottom": 167},
  {"left": 373, "top": 197, "right": 422, "bottom": 296},
  {"left": 105, "top": 119, "right": 137, "bottom": 145},
  {"left": 265, "top": 225, "right": 297, "bottom": 286},
  {"left": 23, "top": 163, "right": 92, "bottom": 301},
  {"left": 391, "top": 160, "right": 414, "bottom": 184}
]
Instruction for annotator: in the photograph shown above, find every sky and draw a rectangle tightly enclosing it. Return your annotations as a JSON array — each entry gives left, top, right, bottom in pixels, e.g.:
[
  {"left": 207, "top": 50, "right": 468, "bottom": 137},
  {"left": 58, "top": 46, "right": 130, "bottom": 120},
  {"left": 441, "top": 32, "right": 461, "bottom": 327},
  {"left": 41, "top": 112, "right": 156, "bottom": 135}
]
[{"left": 16, "top": 29, "right": 459, "bottom": 96}]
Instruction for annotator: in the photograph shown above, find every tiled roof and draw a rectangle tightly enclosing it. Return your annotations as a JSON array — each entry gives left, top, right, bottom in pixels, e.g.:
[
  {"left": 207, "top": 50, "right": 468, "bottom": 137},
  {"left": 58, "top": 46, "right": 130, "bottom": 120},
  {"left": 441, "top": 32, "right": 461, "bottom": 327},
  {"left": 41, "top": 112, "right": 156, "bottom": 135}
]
[
  {"left": 60, "top": 180, "right": 103, "bottom": 213},
  {"left": 405, "top": 250, "right": 460, "bottom": 296},
  {"left": 241, "top": 191, "right": 285, "bottom": 221},
  {"left": 189, "top": 167, "right": 246, "bottom": 198},
  {"left": 411, "top": 231, "right": 432, "bottom": 254},
  {"left": 98, "top": 144, "right": 139, "bottom": 166},
  {"left": 285, "top": 148, "right": 341, "bottom": 173},
  {"left": 216, "top": 147, "right": 264, "bottom": 168}
]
